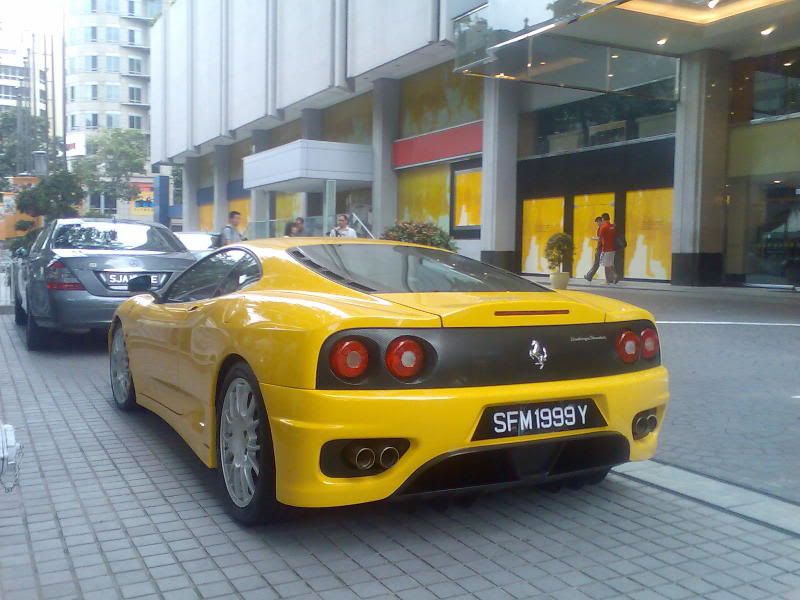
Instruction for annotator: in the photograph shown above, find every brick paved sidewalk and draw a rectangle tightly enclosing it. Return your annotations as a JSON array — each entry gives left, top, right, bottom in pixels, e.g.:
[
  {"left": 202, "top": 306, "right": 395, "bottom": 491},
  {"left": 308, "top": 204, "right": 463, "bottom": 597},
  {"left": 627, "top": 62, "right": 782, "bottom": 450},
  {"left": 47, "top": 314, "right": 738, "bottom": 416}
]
[{"left": 1, "top": 316, "right": 799, "bottom": 600}]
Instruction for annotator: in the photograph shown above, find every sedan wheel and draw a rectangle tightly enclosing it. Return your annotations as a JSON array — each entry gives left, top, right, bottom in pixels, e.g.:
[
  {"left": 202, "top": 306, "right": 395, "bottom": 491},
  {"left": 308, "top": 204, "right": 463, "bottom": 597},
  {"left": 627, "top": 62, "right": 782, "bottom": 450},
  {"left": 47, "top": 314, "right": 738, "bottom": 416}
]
[
  {"left": 110, "top": 326, "right": 136, "bottom": 411},
  {"left": 216, "top": 363, "right": 282, "bottom": 525}
]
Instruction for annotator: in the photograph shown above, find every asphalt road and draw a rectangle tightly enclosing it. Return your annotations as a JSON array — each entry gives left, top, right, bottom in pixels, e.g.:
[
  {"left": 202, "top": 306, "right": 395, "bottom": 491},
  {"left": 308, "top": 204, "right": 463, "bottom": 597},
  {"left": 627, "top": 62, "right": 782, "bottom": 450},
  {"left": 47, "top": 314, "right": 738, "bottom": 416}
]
[{"left": 585, "top": 285, "right": 800, "bottom": 504}]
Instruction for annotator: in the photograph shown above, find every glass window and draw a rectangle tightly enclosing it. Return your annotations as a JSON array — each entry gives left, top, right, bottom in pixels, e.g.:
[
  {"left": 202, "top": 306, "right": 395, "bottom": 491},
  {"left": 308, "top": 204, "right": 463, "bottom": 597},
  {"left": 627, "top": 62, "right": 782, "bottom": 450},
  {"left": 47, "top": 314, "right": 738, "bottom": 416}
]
[
  {"left": 32, "top": 223, "right": 54, "bottom": 252},
  {"left": 128, "top": 86, "right": 142, "bottom": 103},
  {"left": 68, "top": 114, "right": 78, "bottom": 130},
  {"left": 51, "top": 222, "right": 184, "bottom": 252},
  {"left": 85, "top": 112, "right": 98, "bottom": 128},
  {"left": 90, "top": 84, "right": 98, "bottom": 100},
  {"left": 88, "top": 26, "right": 98, "bottom": 42},
  {"left": 165, "top": 250, "right": 257, "bottom": 303},
  {"left": 731, "top": 49, "right": 800, "bottom": 122},
  {"left": 105, "top": 83, "right": 120, "bottom": 100},
  {"left": 128, "top": 57, "right": 142, "bottom": 74},
  {"left": 106, "top": 55, "right": 120, "bottom": 72},
  {"left": 452, "top": 166, "right": 482, "bottom": 231},
  {"left": 128, "top": 114, "right": 142, "bottom": 129},
  {"left": 292, "top": 244, "right": 548, "bottom": 293},
  {"left": 105, "top": 0, "right": 118, "bottom": 13},
  {"left": 106, "top": 111, "right": 120, "bottom": 128},
  {"left": 88, "top": 55, "right": 98, "bottom": 71},
  {"left": 105, "top": 27, "right": 119, "bottom": 42}
]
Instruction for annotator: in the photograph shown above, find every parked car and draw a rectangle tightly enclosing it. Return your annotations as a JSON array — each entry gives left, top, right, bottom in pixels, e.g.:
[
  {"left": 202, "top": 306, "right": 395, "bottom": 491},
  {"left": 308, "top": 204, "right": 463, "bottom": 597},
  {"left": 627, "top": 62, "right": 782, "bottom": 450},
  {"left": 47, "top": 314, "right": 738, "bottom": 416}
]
[
  {"left": 109, "top": 238, "right": 669, "bottom": 525},
  {"left": 175, "top": 231, "right": 221, "bottom": 258},
  {"left": 12, "top": 218, "right": 196, "bottom": 350}
]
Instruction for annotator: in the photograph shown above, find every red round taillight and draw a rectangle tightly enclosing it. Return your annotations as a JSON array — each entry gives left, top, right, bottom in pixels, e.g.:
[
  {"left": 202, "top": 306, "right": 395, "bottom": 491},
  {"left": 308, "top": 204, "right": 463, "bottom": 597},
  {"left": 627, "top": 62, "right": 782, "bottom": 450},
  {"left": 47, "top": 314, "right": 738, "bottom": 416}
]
[
  {"left": 385, "top": 337, "right": 425, "bottom": 380},
  {"left": 616, "top": 330, "right": 641, "bottom": 364},
  {"left": 330, "top": 339, "right": 369, "bottom": 379},
  {"left": 640, "top": 328, "right": 659, "bottom": 360}
]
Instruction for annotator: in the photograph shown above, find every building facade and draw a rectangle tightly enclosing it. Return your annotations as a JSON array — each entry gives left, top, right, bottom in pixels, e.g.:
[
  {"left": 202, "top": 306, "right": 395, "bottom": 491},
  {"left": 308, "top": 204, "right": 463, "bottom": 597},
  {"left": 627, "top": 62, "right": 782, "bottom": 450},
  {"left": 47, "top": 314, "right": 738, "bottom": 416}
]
[
  {"left": 0, "top": 47, "right": 48, "bottom": 117},
  {"left": 151, "top": 0, "right": 800, "bottom": 287}
]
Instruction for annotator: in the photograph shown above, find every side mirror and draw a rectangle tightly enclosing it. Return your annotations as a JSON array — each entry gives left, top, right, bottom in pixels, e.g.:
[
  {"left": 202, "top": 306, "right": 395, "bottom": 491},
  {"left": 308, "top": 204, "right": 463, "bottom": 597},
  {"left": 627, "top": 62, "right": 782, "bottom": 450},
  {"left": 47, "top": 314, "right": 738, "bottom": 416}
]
[
  {"left": 128, "top": 275, "right": 153, "bottom": 293},
  {"left": 14, "top": 247, "right": 28, "bottom": 259}
]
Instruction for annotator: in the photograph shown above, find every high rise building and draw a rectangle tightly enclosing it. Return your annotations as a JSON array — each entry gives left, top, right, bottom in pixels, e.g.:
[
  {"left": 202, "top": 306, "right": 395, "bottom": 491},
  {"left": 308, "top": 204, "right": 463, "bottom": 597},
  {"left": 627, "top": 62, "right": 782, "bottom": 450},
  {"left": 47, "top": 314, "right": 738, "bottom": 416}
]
[
  {"left": 64, "top": 0, "right": 160, "bottom": 156},
  {"left": 64, "top": 0, "right": 162, "bottom": 217},
  {"left": 0, "top": 46, "right": 48, "bottom": 117}
]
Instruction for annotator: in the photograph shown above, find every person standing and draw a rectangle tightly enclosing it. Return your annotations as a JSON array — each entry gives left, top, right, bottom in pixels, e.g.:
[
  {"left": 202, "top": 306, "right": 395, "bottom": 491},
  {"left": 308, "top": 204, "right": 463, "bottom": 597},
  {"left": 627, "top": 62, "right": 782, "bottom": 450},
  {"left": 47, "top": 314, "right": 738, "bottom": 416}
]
[
  {"left": 293, "top": 217, "right": 305, "bottom": 236},
  {"left": 220, "top": 211, "right": 246, "bottom": 245},
  {"left": 598, "top": 212, "right": 619, "bottom": 284},
  {"left": 584, "top": 216, "right": 603, "bottom": 283},
  {"left": 328, "top": 214, "right": 357, "bottom": 238}
]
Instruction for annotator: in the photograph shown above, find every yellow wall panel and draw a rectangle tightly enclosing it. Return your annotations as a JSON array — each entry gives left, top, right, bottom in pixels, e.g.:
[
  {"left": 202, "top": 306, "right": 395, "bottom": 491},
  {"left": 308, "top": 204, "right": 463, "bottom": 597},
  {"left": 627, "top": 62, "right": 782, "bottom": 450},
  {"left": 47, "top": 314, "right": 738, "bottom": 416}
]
[
  {"left": 625, "top": 188, "right": 673, "bottom": 280},
  {"left": 198, "top": 204, "right": 214, "bottom": 233},
  {"left": 573, "top": 193, "right": 615, "bottom": 278},
  {"left": 400, "top": 61, "right": 483, "bottom": 138},
  {"left": 322, "top": 93, "right": 372, "bottom": 144},
  {"left": 454, "top": 169, "right": 482, "bottom": 227},
  {"left": 275, "top": 192, "right": 303, "bottom": 220},
  {"left": 521, "top": 197, "right": 564, "bottom": 273},
  {"left": 397, "top": 164, "right": 451, "bottom": 231}
]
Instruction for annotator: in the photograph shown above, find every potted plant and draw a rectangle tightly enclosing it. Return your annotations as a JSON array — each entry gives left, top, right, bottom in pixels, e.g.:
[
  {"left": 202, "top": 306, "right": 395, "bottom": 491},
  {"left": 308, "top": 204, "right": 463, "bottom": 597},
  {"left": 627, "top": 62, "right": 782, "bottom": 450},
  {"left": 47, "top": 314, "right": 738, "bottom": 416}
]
[
  {"left": 545, "top": 232, "right": 573, "bottom": 290},
  {"left": 381, "top": 221, "right": 457, "bottom": 251}
]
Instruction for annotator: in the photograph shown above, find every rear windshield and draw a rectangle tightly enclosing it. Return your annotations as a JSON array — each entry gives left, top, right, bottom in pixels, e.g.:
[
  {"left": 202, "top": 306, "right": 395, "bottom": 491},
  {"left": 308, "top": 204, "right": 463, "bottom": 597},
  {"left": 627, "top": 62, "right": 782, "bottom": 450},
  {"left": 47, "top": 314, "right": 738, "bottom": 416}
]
[
  {"left": 52, "top": 222, "right": 185, "bottom": 252},
  {"left": 177, "top": 233, "right": 218, "bottom": 251},
  {"left": 290, "top": 244, "right": 548, "bottom": 293}
]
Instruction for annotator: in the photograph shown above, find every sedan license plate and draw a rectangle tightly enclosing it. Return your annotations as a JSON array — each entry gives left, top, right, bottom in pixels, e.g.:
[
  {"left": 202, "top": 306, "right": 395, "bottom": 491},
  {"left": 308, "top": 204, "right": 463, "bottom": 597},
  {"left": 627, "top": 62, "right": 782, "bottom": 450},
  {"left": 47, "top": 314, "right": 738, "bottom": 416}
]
[
  {"left": 472, "top": 399, "right": 606, "bottom": 441},
  {"left": 106, "top": 272, "right": 160, "bottom": 286}
]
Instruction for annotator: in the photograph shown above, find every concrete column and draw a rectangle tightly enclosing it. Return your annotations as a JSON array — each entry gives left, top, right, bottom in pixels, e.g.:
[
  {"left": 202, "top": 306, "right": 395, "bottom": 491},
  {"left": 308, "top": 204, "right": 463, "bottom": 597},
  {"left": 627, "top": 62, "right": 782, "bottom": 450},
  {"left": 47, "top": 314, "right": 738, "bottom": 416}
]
[
  {"left": 480, "top": 79, "right": 520, "bottom": 270},
  {"left": 301, "top": 108, "right": 323, "bottom": 140},
  {"left": 182, "top": 156, "right": 199, "bottom": 231},
  {"left": 250, "top": 130, "right": 271, "bottom": 238},
  {"left": 213, "top": 145, "right": 230, "bottom": 232},
  {"left": 371, "top": 78, "right": 400, "bottom": 236},
  {"left": 672, "top": 50, "right": 731, "bottom": 285}
]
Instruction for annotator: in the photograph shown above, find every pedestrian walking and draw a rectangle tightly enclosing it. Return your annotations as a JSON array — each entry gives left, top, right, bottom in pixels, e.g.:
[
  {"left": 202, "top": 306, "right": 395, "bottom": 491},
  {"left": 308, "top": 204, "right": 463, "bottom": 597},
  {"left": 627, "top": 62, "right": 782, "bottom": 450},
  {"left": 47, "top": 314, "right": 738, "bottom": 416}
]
[
  {"left": 584, "top": 216, "right": 603, "bottom": 283},
  {"left": 598, "top": 212, "right": 619, "bottom": 284},
  {"left": 328, "top": 214, "right": 357, "bottom": 238},
  {"left": 220, "top": 211, "right": 246, "bottom": 245}
]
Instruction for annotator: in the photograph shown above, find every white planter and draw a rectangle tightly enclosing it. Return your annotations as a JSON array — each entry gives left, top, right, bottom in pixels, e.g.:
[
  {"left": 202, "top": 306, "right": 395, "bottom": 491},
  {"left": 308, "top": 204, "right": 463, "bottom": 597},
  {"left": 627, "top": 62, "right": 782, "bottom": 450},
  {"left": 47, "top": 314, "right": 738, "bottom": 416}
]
[{"left": 549, "top": 271, "right": 570, "bottom": 290}]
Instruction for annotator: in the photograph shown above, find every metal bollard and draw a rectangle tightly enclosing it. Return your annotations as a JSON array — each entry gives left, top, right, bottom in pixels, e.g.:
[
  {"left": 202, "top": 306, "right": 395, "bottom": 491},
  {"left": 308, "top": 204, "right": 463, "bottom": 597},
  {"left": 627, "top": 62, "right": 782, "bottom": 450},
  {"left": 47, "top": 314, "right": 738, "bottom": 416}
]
[{"left": 0, "top": 421, "right": 22, "bottom": 493}]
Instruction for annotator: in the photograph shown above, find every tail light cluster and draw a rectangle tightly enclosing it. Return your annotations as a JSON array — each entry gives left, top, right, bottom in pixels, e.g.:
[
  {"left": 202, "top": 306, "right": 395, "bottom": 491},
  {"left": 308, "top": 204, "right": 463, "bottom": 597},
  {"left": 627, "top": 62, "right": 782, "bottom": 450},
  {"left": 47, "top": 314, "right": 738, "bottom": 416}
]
[
  {"left": 45, "top": 261, "right": 84, "bottom": 291},
  {"left": 330, "top": 336, "right": 427, "bottom": 382},
  {"left": 616, "top": 327, "right": 659, "bottom": 364}
]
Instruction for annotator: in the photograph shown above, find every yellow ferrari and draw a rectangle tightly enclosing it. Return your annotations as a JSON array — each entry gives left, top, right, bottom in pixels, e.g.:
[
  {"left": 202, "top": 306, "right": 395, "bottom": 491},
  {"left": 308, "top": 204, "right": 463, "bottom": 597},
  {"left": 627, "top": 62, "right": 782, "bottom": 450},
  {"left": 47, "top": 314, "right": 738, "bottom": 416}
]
[{"left": 109, "top": 238, "right": 668, "bottom": 524}]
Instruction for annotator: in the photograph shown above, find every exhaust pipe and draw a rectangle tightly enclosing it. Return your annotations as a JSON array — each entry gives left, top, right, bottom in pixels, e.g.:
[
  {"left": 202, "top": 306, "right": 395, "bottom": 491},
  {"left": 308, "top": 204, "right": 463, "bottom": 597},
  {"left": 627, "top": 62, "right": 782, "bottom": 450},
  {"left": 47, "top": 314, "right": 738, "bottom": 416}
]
[
  {"left": 633, "top": 416, "right": 649, "bottom": 439},
  {"left": 344, "top": 444, "right": 376, "bottom": 470},
  {"left": 646, "top": 414, "right": 658, "bottom": 432},
  {"left": 379, "top": 446, "right": 400, "bottom": 470}
]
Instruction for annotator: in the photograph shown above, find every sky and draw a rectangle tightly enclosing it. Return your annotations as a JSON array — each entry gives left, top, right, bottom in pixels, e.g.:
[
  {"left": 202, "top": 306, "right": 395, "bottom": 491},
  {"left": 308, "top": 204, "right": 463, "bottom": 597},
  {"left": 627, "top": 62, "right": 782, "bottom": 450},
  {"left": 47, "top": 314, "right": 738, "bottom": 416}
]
[{"left": 0, "top": 0, "right": 63, "bottom": 49}]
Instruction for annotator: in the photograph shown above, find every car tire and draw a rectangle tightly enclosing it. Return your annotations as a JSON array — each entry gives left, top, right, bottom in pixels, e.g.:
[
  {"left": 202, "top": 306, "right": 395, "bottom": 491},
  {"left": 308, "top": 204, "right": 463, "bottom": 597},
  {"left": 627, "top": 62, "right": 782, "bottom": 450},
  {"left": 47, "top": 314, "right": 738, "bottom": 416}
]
[
  {"left": 216, "top": 361, "right": 284, "bottom": 526},
  {"left": 13, "top": 295, "right": 26, "bottom": 326},
  {"left": 110, "top": 325, "right": 137, "bottom": 411},
  {"left": 25, "top": 311, "right": 47, "bottom": 351}
]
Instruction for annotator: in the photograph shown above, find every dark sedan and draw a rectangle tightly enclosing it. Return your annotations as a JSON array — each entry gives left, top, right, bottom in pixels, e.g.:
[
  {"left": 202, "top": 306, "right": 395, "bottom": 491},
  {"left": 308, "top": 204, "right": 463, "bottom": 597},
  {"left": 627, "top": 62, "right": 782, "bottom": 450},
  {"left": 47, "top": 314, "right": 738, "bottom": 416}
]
[{"left": 12, "top": 218, "right": 196, "bottom": 350}]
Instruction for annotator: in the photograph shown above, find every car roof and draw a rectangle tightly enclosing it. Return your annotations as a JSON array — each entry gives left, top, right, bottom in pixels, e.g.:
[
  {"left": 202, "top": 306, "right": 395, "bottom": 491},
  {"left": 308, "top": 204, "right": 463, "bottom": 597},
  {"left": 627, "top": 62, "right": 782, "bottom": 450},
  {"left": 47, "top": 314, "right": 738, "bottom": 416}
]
[
  {"left": 54, "top": 218, "right": 169, "bottom": 228},
  {"left": 242, "top": 237, "right": 435, "bottom": 256}
]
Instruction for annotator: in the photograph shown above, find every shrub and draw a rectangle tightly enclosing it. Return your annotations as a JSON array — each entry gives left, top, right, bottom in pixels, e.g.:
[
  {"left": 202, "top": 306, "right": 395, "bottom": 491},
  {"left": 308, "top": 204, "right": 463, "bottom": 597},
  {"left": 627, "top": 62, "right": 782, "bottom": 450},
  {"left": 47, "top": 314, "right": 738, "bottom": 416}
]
[
  {"left": 381, "top": 221, "right": 457, "bottom": 251},
  {"left": 544, "top": 232, "right": 573, "bottom": 271}
]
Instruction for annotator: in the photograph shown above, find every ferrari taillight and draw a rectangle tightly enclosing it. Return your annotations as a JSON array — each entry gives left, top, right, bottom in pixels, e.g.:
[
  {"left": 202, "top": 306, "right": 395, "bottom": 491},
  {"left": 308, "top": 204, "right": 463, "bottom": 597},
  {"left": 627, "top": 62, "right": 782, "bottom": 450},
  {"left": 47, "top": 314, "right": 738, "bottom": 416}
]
[
  {"left": 640, "top": 328, "right": 659, "bottom": 360},
  {"left": 330, "top": 339, "right": 369, "bottom": 379},
  {"left": 46, "top": 261, "right": 85, "bottom": 291},
  {"left": 385, "top": 337, "right": 425, "bottom": 380},
  {"left": 616, "top": 330, "right": 641, "bottom": 364}
]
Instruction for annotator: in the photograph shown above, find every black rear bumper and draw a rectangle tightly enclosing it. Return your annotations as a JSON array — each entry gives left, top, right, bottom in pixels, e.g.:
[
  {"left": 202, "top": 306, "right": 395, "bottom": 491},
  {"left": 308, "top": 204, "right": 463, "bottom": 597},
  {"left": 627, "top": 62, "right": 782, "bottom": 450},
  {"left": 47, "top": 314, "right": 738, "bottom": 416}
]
[{"left": 392, "top": 433, "right": 629, "bottom": 500}]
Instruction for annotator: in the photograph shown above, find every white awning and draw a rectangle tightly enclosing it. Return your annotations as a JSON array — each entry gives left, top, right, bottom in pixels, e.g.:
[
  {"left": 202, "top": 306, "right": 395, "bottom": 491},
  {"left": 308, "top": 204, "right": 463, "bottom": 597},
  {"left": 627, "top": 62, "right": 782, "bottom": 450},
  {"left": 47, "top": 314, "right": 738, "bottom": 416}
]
[{"left": 243, "top": 139, "right": 373, "bottom": 192}]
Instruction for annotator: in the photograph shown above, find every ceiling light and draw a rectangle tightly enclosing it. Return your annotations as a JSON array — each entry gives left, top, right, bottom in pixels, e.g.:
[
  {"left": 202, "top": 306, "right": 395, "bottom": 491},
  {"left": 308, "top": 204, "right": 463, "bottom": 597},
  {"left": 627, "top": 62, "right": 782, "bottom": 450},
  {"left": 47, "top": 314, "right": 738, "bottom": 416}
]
[
  {"left": 761, "top": 26, "right": 776, "bottom": 36},
  {"left": 540, "top": 61, "right": 547, "bottom": 65},
  {"left": 608, "top": 73, "right": 615, "bottom": 78},
  {"left": 773, "top": 180, "right": 782, "bottom": 184},
  {"left": 526, "top": 62, "right": 532, "bottom": 68},
  {"left": 785, "top": 61, "right": 794, "bottom": 67},
  {"left": 707, "top": 0, "right": 719, "bottom": 8},
  {"left": 611, "top": 54, "right": 619, "bottom": 59},
  {"left": 657, "top": 38, "right": 668, "bottom": 46}
]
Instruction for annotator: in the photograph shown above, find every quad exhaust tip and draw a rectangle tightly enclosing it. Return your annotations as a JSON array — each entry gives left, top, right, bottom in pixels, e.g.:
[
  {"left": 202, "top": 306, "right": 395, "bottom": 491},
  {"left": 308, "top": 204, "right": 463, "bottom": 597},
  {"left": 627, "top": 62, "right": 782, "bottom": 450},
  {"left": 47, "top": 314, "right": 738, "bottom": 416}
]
[
  {"left": 343, "top": 443, "right": 402, "bottom": 471},
  {"left": 633, "top": 412, "right": 659, "bottom": 440}
]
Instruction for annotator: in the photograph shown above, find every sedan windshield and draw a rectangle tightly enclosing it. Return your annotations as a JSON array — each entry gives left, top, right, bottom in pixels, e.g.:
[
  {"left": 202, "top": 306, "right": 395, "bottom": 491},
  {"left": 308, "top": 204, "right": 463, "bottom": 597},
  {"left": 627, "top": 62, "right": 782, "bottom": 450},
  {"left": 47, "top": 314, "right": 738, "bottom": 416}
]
[
  {"left": 52, "top": 222, "right": 185, "bottom": 252},
  {"left": 291, "top": 244, "right": 548, "bottom": 293}
]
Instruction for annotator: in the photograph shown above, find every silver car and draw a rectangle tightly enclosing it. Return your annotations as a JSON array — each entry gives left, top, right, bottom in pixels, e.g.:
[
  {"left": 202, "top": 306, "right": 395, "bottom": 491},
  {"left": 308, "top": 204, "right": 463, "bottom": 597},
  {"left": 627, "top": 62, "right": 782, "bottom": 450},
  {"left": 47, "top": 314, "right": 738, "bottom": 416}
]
[
  {"left": 11, "top": 218, "right": 196, "bottom": 350},
  {"left": 174, "top": 231, "right": 221, "bottom": 259}
]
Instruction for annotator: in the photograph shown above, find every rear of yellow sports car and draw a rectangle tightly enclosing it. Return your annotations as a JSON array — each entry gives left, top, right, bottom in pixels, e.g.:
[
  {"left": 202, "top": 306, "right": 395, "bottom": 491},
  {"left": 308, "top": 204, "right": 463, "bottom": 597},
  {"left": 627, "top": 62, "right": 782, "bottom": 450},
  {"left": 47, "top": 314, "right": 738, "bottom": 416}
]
[{"left": 255, "top": 247, "right": 669, "bottom": 508}]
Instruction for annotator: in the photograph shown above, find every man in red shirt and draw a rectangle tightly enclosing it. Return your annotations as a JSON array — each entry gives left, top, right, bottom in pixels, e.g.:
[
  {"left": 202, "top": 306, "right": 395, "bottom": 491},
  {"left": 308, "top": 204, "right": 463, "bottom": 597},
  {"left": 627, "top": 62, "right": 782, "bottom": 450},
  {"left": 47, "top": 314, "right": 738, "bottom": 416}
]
[{"left": 598, "top": 213, "right": 618, "bottom": 284}]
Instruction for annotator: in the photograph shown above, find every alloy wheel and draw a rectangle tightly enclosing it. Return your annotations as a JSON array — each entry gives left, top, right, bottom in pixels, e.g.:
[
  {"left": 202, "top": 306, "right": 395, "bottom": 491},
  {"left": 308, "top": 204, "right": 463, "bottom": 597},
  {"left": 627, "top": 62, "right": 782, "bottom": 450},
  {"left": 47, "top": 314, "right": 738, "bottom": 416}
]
[{"left": 220, "top": 377, "right": 262, "bottom": 508}]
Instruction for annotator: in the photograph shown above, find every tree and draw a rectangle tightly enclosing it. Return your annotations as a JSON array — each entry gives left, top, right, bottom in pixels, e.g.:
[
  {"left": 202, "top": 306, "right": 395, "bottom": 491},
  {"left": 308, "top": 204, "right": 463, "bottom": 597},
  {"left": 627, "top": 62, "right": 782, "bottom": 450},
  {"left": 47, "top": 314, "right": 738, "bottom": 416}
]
[
  {"left": 15, "top": 170, "right": 84, "bottom": 220},
  {"left": 75, "top": 129, "right": 147, "bottom": 205},
  {"left": 0, "top": 110, "right": 58, "bottom": 178}
]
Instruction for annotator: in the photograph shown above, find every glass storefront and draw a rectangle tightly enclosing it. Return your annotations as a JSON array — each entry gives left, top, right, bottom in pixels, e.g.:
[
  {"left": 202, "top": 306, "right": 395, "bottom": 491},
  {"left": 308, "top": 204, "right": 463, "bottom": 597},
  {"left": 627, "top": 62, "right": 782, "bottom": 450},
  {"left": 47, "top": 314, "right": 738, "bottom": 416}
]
[{"left": 726, "top": 48, "right": 800, "bottom": 286}]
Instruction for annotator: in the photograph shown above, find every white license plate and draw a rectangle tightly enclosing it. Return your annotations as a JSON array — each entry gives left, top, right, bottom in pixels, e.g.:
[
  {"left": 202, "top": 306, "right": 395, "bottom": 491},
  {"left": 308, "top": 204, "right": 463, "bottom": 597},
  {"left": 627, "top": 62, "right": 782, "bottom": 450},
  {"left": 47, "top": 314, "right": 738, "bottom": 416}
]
[{"left": 107, "top": 273, "right": 160, "bottom": 286}]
